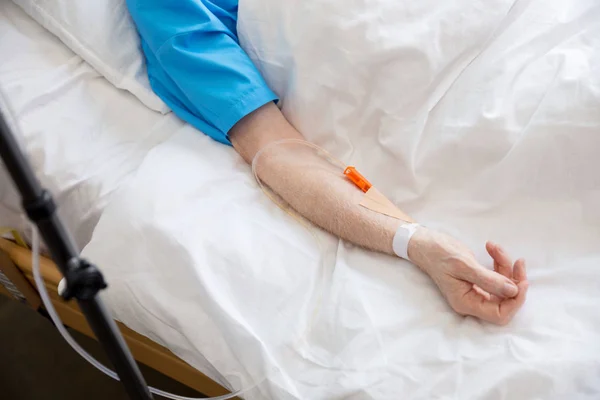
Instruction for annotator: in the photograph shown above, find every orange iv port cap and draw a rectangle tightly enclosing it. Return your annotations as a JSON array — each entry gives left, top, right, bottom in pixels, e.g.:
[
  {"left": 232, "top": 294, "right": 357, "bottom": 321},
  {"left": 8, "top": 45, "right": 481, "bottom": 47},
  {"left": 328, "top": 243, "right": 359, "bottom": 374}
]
[{"left": 344, "top": 166, "right": 372, "bottom": 193}]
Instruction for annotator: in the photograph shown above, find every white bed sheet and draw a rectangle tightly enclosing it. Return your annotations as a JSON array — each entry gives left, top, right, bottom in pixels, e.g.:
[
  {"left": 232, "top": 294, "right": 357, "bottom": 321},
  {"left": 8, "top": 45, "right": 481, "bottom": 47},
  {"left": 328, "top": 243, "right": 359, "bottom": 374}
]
[
  {"left": 81, "top": 0, "right": 600, "bottom": 399},
  {"left": 0, "top": 1, "right": 174, "bottom": 249}
]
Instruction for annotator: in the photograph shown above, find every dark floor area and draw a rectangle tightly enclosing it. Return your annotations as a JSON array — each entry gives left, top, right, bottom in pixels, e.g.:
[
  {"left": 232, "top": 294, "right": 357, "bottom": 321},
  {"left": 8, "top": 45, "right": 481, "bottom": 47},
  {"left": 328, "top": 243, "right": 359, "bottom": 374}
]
[{"left": 0, "top": 295, "right": 205, "bottom": 399}]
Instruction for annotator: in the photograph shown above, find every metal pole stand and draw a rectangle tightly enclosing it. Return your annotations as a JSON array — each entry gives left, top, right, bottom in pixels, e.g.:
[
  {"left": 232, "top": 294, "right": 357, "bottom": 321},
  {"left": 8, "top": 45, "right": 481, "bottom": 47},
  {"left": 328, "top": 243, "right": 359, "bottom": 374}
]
[{"left": 0, "top": 107, "right": 153, "bottom": 400}]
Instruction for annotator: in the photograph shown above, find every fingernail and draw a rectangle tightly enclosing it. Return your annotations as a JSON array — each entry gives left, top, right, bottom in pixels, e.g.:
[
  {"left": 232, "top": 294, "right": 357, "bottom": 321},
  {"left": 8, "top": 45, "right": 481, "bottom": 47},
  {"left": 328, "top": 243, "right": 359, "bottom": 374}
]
[{"left": 504, "top": 281, "right": 518, "bottom": 297}]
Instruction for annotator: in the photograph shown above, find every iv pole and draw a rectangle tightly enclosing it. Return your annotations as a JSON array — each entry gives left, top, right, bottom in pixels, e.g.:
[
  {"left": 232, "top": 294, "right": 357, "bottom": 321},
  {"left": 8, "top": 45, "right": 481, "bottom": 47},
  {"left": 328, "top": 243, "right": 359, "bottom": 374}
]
[{"left": 0, "top": 107, "right": 153, "bottom": 399}]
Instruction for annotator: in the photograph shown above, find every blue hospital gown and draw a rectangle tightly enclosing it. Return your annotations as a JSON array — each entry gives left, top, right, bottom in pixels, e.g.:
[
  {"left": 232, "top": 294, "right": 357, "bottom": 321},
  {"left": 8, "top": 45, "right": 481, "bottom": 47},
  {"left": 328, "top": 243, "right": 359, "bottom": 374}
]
[{"left": 126, "top": 0, "right": 277, "bottom": 145}]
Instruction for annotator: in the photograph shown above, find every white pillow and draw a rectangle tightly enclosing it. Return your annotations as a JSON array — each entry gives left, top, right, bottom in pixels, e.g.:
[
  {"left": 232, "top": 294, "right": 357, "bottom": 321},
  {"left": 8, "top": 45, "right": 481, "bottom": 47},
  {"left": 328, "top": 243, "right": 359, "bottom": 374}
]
[{"left": 12, "top": 0, "right": 169, "bottom": 114}]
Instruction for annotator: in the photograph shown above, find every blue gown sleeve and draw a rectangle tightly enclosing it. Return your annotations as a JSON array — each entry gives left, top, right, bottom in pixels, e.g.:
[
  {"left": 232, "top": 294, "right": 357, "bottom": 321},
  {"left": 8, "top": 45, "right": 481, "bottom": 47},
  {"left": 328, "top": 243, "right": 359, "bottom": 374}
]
[{"left": 126, "top": 0, "right": 278, "bottom": 145}]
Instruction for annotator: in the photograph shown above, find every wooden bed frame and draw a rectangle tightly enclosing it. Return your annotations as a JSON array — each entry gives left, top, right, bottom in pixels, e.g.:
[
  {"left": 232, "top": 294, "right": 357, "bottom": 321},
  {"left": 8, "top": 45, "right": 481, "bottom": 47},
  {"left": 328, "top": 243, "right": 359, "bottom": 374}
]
[{"left": 0, "top": 238, "right": 236, "bottom": 399}]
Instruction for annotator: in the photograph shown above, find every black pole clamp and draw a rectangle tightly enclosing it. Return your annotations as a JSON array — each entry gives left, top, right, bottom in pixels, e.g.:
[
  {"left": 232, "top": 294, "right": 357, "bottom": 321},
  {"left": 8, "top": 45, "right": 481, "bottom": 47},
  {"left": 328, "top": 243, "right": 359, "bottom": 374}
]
[
  {"left": 61, "top": 258, "right": 108, "bottom": 301},
  {"left": 23, "top": 190, "right": 56, "bottom": 222}
]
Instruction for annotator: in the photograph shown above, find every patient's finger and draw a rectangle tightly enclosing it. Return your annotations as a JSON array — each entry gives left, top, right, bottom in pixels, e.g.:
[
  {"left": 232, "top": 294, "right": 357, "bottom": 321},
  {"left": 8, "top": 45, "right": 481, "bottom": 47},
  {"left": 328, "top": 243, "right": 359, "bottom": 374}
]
[
  {"left": 473, "top": 284, "right": 492, "bottom": 301},
  {"left": 460, "top": 265, "right": 518, "bottom": 298},
  {"left": 486, "top": 241, "right": 513, "bottom": 278},
  {"left": 513, "top": 258, "right": 527, "bottom": 283},
  {"left": 497, "top": 279, "right": 528, "bottom": 324},
  {"left": 463, "top": 279, "right": 529, "bottom": 325}
]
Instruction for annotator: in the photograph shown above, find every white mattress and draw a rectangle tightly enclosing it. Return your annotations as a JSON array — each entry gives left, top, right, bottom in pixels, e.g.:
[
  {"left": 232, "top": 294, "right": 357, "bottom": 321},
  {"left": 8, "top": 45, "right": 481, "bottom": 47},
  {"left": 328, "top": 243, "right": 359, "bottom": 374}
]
[
  {"left": 3, "top": 0, "right": 600, "bottom": 399},
  {"left": 0, "top": 1, "right": 175, "bottom": 249}
]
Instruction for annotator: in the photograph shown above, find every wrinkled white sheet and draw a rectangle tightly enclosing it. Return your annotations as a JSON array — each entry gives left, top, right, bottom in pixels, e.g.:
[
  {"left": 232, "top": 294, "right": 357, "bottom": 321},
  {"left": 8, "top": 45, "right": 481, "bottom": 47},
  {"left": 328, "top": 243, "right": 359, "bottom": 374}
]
[
  {"left": 81, "top": 0, "right": 600, "bottom": 399},
  {"left": 0, "top": 1, "right": 174, "bottom": 249}
]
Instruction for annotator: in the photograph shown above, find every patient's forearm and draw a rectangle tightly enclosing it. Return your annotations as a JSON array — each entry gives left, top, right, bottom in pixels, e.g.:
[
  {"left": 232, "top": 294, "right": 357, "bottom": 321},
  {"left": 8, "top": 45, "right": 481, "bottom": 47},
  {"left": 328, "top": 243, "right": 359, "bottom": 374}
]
[
  {"left": 230, "top": 104, "right": 530, "bottom": 326},
  {"left": 230, "top": 103, "right": 411, "bottom": 255}
]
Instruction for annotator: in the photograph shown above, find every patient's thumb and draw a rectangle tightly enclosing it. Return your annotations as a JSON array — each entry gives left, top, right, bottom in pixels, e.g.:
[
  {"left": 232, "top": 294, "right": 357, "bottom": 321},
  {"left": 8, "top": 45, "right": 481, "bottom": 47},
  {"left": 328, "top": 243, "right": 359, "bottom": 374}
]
[{"left": 472, "top": 268, "right": 519, "bottom": 298}]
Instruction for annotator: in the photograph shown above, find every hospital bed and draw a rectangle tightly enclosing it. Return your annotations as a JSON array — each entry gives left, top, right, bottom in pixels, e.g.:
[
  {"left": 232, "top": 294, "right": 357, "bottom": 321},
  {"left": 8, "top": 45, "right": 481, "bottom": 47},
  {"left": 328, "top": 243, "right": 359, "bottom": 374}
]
[{"left": 2, "top": 0, "right": 600, "bottom": 399}]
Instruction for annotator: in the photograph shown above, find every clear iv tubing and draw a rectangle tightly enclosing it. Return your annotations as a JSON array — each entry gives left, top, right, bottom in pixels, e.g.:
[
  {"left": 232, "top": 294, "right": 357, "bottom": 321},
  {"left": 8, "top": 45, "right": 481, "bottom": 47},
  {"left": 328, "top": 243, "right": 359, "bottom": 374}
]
[{"left": 31, "top": 231, "right": 261, "bottom": 399}]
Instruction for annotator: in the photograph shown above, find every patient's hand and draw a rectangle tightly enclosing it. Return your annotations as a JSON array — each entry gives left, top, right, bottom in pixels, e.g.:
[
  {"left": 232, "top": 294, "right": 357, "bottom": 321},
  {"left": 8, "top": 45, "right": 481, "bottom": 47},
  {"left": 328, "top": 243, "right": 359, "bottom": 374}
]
[{"left": 408, "top": 228, "right": 529, "bottom": 325}]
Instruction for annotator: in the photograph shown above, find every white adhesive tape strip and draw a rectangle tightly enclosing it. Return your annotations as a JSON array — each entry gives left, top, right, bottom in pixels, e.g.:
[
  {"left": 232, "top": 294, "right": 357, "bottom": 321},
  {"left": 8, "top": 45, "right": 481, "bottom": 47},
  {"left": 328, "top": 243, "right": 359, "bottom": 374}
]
[{"left": 392, "top": 223, "right": 420, "bottom": 260}]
